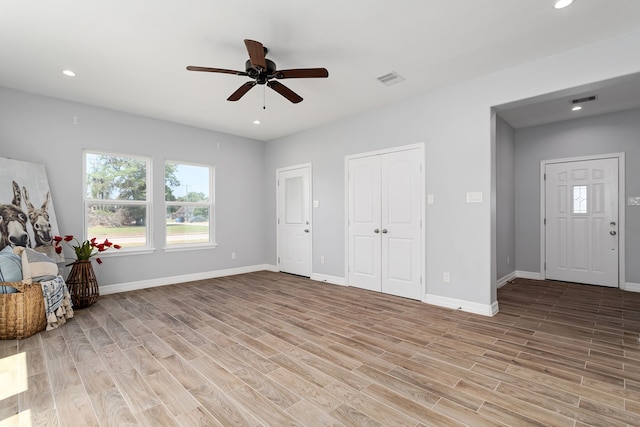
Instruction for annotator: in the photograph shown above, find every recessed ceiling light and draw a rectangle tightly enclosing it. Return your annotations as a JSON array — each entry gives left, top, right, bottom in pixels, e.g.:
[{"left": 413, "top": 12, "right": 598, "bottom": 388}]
[
  {"left": 62, "top": 70, "right": 76, "bottom": 77},
  {"left": 554, "top": 0, "right": 574, "bottom": 9},
  {"left": 572, "top": 105, "right": 582, "bottom": 111},
  {"left": 253, "top": 120, "right": 261, "bottom": 125}
]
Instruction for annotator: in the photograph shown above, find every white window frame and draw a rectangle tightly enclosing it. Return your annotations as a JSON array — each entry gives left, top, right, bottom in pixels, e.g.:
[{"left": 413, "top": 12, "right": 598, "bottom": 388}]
[
  {"left": 163, "top": 160, "right": 216, "bottom": 251},
  {"left": 83, "top": 150, "right": 153, "bottom": 255}
]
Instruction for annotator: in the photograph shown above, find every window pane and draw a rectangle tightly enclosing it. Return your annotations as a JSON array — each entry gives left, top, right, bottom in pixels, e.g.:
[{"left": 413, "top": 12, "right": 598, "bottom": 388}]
[
  {"left": 285, "top": 176, "right": 303, "bottom": 224},
  {"left": 165, "top": 161, "right": 214, "bottom": 247},
  {"left": 87, "top": 204, "right": 147, "bottom": 247},
  {"left": 86, "top": 153, "right": 147, "bottom": 201},
  {"left": 573, "top": 185, "right": 587, "bottom": 214},
  {"left": 165, "top": 162, "right": 210, "bottom": 202},
  {"left": 166, "top": 206, "right": 210, "bottom": 245}
]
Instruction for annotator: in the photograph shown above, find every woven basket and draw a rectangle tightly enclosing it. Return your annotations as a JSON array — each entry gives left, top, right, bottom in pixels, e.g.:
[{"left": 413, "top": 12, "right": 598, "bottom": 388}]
[{"left": 0, "top": 281, "right": 47, "bottom": 340}]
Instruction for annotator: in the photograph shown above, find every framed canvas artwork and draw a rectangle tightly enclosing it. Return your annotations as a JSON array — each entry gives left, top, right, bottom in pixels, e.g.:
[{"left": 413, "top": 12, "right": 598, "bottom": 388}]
[{"left": 0, "top": 156, "right": 63, "bottom": 262}]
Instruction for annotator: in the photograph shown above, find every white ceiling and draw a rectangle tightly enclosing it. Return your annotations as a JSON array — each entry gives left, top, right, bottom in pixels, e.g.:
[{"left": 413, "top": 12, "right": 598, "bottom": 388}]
[{"left": 2, "top": 1, "right": 640, "bottom": 141}]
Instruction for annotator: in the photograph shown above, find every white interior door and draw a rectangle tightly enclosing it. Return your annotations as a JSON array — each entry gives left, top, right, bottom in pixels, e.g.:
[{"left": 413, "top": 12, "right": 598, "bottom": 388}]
[
  {"left": 348, "top": 155, "right": 382, "bottom": 291},
  {"left": 381, "top": 150, "right": 422, "bottom": 299},
  {"left": 545, "top": 158, "right": 619, "bottom": 287},
  {"left": 348, "top": 148, "right": 422, "bottom": 300},
  {"left": 277, "top": 165, "right": 311, "bottom": 277}
]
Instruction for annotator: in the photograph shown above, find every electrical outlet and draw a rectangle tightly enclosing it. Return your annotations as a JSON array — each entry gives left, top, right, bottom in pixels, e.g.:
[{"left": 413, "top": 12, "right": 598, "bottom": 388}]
[
  {"left": 320, "top": 256, "right": 325, "bottom": 264},
  {"left": 231, "top": 252, "right": 236, "bottom": 259},
  {"left": 443, "top": 272, "right": 451, "bottom": 283}
]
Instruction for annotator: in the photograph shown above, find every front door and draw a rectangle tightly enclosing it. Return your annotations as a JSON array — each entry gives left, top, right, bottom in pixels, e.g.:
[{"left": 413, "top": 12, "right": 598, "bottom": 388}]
[
  {"left": 277, "top": 165, "right": 311, "bottom": 277},
  {"left": 545, "top": 157, "right": 619, "bottom": 287}
]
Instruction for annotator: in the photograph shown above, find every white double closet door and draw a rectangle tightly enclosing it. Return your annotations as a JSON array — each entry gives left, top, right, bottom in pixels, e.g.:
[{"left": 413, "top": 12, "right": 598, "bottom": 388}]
[{"left": 347, "top": 147, "right": 423, "bottom": 300}]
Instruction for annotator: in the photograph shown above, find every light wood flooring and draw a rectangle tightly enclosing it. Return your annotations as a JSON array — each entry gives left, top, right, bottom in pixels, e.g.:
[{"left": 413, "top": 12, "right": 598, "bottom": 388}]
[{"left": 2, "top": 272, "right": 640, "bottom": 426}]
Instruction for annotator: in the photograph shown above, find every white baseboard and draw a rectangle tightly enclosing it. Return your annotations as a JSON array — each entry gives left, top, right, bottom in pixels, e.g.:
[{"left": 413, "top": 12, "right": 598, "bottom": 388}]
[
  {"left": 310, "top": 273, "right": 346, "bottom": 286},
  {"left": 511, "top": 271, "right": 640, "bottom": 293},
  {"left": 624, "top": 282, "right": 640, "bottom": 292},
  {"left": 424, "top": 293, "right": 499, "bottom": 317},
  {"left": 516, "top": 270, "right": 542, "bottom": 280},
  {"left": 497, "top": 271, "right": 517, "bottom": 288},
  {"left": 100, "top": 264, "right": 277, "bottom": 295}
]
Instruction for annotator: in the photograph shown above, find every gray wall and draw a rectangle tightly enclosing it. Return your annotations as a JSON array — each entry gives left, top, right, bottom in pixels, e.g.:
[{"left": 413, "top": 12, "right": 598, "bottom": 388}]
[
  {"left": 515, "top": 107, "right": 640, "bottom": 284},
  {"left": 496, "top": 116, "right": 516, "bottom": 281},
  {"left": 264, "top": 29, "right": 640, "bottom": 308},
  {"left": 0, "top": 86, "right": 266, "bottom": 287},
  {"left": 1, "top": 28, "right": 640, "bottom": 309}
]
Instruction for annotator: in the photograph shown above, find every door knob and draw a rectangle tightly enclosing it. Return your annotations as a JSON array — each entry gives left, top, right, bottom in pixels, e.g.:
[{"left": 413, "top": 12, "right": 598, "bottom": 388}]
[
  {"left": 610, "top": 230, "right": 617, "bottom": 236},
  {"left": 374, "top": 229, "right": 380, "bottom": 234},
  {"left": 304, "top": 229, "right": 309, "bottom": 233},
  {"left": 382, "top": 229, "right": 388, "bottom": 234}
]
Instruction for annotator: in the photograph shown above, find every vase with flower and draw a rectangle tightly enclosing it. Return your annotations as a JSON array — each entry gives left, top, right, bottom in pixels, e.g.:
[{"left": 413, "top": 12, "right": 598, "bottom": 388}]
[{"left": 54, "top": 235, "right": 121, "bottom": 308}]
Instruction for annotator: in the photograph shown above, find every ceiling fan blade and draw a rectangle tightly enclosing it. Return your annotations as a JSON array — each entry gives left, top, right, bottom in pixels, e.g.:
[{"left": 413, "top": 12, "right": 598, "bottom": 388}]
[
  {"left": 227, "top": 81, "right": 257, "bottom": 101},
  {"left": 187, "top": 66, "right": 248, "bottom": 76},
  {"left": 268, "top": 81, "right": 303, "bottom": 103},
  {"left": 274, "top": 68, "right": 329, "bottom": 79},
  {"left": 244, "top": 39, "right": 267, "bottom": 71}
]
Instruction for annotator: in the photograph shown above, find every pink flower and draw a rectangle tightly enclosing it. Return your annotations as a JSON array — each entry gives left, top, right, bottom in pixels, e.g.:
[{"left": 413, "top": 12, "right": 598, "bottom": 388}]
[{"left": 96, "top": 258, "right": 103, "bottom": 265}]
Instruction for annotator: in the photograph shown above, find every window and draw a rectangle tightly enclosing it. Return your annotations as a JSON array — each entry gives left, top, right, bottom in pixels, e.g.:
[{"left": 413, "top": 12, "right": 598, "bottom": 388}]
[
  {"left": 573, "top": 185, "right": 588, "bottom": 214},
  {"left": 165, "top": 161, "right": 214, "bottom": 247},
  {"left": 84, "top": 151, "right": 151, "bottom": 249}
]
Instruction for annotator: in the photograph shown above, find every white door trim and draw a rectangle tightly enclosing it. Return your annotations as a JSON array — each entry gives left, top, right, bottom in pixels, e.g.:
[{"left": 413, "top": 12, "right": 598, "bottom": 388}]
[
  {"left": 539, "top": 152, "right": 625, "bottom": 288},
  {"left": 344, "top": 142, "right": 426, "bottom": 299},
  {"left": 276, "top": 163, "right": 312, "bottom": 276}
]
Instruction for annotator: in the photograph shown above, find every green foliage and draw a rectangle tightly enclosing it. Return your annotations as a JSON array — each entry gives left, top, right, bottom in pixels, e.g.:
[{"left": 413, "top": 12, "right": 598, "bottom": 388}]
[
  {"left": 179, "top": 191, "right": 207, "bottom": 202},
  {"left": 86, "top": 154, "right": 147, "bottom": 201},
  {"left": 165, "top": 163, "right": 180, "bottom": 201}
]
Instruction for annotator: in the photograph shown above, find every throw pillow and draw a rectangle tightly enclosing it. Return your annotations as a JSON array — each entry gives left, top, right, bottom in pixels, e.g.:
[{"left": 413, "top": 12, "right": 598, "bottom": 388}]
[
  {"left": 0, "top": 246, "right": 21, "bottom": 294},
  {"left": 15, "top": 247, "right": 59, "bottom": 282}
]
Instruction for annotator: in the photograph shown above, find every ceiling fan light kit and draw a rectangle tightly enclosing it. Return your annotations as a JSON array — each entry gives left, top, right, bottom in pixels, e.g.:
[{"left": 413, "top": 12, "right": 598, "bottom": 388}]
[{"left": 187, "top": 39, "right": 329, "bottom": 104}]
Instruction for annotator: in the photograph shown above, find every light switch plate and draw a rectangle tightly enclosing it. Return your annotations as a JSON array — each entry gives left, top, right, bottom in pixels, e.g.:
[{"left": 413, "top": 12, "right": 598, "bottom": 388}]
[
  {"left": 427, "top": 194, "right": 434, "bottom": 205},
  {"left": 466, "top": 192, "right": 483, "bottom": 203},
  {"left": 628, "top": 196, "right": 640, "bottom": 206},
  {"left": 313, "top": 200, "right": 320, "bottom": 208}
]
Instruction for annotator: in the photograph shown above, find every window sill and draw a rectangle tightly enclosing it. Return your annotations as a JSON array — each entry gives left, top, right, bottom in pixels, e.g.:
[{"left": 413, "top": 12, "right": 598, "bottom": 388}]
[
  {"left": 97, "top": 247, "right": 156, "bottom": 258},
  {"left": 163, "top": 243, "right": 218, "bottom": 253}
]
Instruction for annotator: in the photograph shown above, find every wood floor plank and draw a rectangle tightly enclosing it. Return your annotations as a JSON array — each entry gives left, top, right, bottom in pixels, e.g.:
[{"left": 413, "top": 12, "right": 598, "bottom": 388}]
[
  {"left": 229, "top": 384, "right": 304, "bottom": 427},
  {"left": 7, "top": 273, "right": 640, "bottom": 426},
  {"left": 112, "top": 368, "right": 161, "bottom": 413},
  {"left": 137, "top": 404, "right": 181, "bottom": 427},
  {"left": 189, "top": 381, "right": 260, "bottom": 427},
  {"left": 53, "top": 384, "right": 99, "bottom": 427},
  {"left": 324, "top": 381, "right": 420, "bottom": 427},
  {"left": 144, "top": 369, "right": 199, "bottom": 416},
  {"left": 175, "top": 405, "right": 225, "bottom": 427},
  {"left": 89, "top": 387, "right": 139, "bottom": 427},
  {"left": 76, "top": 359, "right": 117, "bottom": 396}
]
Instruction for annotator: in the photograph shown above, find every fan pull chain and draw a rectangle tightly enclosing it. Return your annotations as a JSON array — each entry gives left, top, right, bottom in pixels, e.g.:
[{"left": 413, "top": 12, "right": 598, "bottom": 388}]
[{"left": 263, "top": 85, "right": 266, "bottom": 110}]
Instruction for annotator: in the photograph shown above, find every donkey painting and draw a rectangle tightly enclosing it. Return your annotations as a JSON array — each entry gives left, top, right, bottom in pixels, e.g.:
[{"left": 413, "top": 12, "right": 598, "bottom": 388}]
[
  {"left": 23, "top": 187, "right": 53, "bottom": 247},
  {"left": 0, "top": 181, "right": 31, "bottom": 248}
]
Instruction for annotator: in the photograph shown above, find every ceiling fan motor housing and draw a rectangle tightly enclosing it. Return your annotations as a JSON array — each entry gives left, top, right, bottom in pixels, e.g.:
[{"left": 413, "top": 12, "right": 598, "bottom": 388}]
[{"left": 246, "top": 59, "right": 277, "bottom": 84}]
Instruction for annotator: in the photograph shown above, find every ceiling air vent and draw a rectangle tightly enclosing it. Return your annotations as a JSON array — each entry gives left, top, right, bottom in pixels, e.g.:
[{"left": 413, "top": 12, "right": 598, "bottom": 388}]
[
  {"left": 571, "top": 95, "right": 597, "bottom": 104},
  {"left": 377, "top": 71, "right": 405, "bottom": 86}
]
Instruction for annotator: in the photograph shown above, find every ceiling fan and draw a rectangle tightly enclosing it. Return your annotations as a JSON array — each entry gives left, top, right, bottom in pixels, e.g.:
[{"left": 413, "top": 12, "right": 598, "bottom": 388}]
[{"left": 186, "top": 39, "right": 329, "bottom": 104}]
